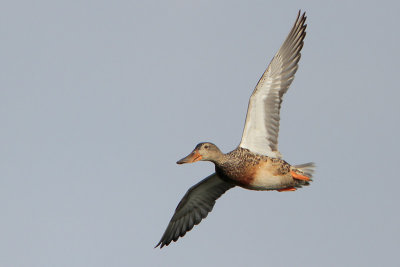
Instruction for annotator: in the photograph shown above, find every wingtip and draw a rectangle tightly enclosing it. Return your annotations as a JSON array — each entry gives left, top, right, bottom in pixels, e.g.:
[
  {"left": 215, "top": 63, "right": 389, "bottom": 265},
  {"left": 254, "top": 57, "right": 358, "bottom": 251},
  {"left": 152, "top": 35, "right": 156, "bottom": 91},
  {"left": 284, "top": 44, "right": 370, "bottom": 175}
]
[
  {"left": 296, "top": 9, "right": 304, "bottom": 15},
  {"left": 154, "top": 241, "right": 164, "bottom": 249},
  {"left": 298, "top": 9, "right": 306, "bottom": 15},
  {"left": 296, "top": 10, "right": 307, "bottom": 23},
  {"left": 302, "top": 12, "right": 307, "bottom": 22}
]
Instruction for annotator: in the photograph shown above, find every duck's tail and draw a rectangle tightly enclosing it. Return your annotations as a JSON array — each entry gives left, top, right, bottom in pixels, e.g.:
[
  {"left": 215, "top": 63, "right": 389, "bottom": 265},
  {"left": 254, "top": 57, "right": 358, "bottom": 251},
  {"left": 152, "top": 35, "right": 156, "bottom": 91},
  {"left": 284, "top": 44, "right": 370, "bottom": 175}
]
[{"left": 290, "top": 162, "right": 316, "bottom": 188}]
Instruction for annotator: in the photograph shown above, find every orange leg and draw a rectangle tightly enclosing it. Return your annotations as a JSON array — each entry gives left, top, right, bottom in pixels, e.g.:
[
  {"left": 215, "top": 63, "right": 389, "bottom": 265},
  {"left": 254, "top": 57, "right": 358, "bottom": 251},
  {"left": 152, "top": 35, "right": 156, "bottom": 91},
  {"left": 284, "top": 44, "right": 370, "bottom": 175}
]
[
  {"left": 277, "top": 187, "right": 297, "bottom": 192},
  {"left": 290, "top": 170, "right": 311, "bottom": 181}
]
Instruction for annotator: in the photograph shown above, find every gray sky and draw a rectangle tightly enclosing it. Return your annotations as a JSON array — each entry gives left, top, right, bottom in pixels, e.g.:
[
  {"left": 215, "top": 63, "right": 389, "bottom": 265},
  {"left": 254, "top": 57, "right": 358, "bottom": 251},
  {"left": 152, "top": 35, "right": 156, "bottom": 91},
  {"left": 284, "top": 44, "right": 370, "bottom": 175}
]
[{"left": 1, "top": 0, "right": 400, "bottom": 266}]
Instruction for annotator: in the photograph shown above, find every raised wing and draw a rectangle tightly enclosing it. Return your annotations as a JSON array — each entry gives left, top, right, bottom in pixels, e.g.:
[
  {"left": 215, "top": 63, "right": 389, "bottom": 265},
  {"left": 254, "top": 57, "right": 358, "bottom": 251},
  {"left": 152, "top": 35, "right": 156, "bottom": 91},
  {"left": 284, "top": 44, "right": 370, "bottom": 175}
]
[
  {"left": 155, "top": 173, "right": 234, "bottom": 248},
  {"left": 239, "top": 11, "right": 307, "bottom": 158}
]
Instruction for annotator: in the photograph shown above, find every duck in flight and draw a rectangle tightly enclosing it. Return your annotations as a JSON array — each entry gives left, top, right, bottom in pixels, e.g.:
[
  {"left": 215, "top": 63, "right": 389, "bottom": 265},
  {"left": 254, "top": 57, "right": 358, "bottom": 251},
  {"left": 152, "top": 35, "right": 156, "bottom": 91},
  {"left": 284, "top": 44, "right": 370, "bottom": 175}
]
[{"left": 156, "top": 11, "right": 314, "bottom": 248}]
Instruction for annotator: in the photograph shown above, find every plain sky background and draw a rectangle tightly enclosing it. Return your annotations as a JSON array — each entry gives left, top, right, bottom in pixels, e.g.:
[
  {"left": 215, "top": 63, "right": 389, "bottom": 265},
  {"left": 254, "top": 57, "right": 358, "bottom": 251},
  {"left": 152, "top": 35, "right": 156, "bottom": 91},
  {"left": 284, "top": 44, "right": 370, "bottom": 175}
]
[{"left": 1, "top": 0, "right": 400, "bottom": 266}]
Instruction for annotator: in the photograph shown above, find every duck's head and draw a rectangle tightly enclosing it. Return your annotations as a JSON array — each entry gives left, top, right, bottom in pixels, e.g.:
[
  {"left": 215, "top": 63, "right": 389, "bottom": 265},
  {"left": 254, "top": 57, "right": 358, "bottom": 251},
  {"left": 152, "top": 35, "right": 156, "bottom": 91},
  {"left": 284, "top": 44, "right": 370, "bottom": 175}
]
[{"left": 177, "top": 142, "right": 223, "bottom": 164}]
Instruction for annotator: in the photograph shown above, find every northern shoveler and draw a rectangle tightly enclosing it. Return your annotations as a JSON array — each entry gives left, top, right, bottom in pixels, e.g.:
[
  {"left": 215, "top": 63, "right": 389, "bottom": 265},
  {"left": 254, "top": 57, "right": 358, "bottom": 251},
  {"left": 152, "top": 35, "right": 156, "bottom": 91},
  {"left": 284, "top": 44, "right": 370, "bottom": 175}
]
[{"left": 156, "top": 11, "right": 315, "bottom": 248}]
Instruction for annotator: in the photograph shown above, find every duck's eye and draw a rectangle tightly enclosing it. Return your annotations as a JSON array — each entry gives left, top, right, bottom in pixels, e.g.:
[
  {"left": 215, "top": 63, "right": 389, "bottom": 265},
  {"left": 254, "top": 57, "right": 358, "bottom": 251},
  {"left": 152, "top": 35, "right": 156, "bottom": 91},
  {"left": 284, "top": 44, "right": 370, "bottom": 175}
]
[{"left": 204, "top": 145, "right": 209, "bottom": 149}]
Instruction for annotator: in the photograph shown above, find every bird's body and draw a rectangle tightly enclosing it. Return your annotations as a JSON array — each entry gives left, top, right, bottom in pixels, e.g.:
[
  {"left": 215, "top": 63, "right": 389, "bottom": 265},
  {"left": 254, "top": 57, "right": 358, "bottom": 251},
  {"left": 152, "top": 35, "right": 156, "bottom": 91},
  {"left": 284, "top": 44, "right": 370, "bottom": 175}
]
[
  {"left": 209, "top": 147, "right": 310, "bottom": 191},
  {"left": 156, "top": 11, "right": 315, "bottom": 248}
]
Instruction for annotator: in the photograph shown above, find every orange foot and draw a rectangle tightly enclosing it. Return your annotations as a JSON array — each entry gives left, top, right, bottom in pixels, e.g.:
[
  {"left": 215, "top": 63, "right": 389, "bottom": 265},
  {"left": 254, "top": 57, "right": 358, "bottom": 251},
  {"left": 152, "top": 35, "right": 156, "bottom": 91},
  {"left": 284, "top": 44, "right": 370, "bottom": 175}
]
[
  {"left": 290, "top": 170, "right": 311, "bottom": 181},
  {"left": 277, "top": 187, "right": 297, "bottom": 192}
]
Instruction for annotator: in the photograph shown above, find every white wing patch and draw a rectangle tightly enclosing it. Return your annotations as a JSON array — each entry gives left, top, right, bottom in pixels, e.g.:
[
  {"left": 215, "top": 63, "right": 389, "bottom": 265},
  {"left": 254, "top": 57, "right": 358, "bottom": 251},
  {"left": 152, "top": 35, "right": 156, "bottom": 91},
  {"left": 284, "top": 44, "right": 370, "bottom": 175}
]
[{"left": 239, "top": 11, "right": 307, "bottom": 158}]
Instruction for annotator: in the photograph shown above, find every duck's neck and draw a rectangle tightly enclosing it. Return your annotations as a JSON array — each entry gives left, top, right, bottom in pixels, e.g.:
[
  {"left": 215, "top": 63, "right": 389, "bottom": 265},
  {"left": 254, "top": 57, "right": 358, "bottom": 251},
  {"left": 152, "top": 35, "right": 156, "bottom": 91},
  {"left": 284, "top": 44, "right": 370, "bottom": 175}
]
[
  {"left": 211, "top": 147, "right": 249, "bottom": 167},
  {"left": 209, "top": 152, "right": 228, "bottom": 166}
]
